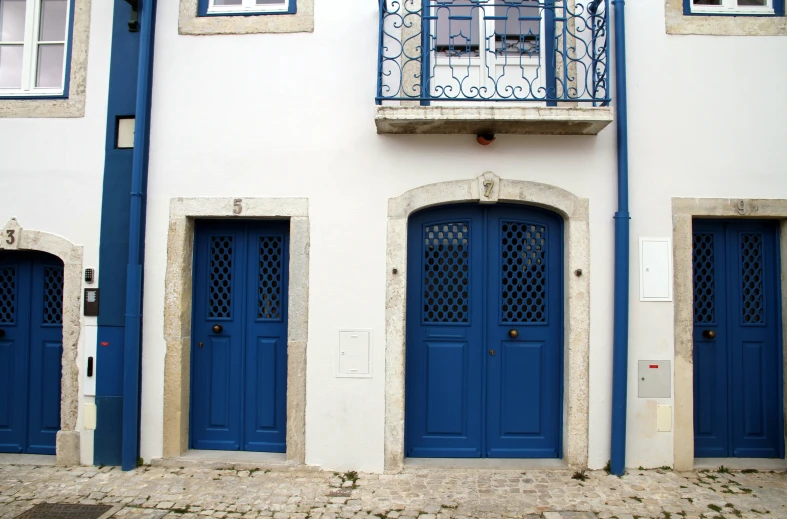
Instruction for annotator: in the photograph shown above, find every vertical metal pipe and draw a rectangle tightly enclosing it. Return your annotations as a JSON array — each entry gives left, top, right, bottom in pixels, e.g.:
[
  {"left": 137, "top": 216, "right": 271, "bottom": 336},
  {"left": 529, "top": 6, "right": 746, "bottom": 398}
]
[
  {"left": 122, "top": 0, "right": 157, "bottom": 471},
  {"left": 610, "top": 0, "right": 629, "bottom": 477}
]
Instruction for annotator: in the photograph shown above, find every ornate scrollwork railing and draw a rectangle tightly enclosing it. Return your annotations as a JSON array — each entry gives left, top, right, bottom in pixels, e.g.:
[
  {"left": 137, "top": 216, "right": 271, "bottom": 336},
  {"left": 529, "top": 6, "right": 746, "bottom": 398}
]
[{"left": 376, "top": 0, "right": 609, "bottom": 105}]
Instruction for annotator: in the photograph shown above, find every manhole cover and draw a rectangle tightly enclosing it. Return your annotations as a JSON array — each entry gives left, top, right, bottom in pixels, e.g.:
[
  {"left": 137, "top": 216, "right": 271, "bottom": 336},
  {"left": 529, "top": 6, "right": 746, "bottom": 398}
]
[{"left": 14, "top": 503, "right": 113, "bottom": 519}]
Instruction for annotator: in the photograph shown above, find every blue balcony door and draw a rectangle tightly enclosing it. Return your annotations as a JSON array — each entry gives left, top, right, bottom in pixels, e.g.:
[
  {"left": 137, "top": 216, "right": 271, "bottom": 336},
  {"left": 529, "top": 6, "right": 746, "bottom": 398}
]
[
  {"left": 693, "top": 220, "right": 784, "bottom": 459},
  {"left": 190, "top": 220, "right": 289, "bottom": 452},
  {"left": 0, "top": 251, "right": 63, "bottom": 455},
  {"left": 406, "top": 204, "right": 563, "bottom": 458}
]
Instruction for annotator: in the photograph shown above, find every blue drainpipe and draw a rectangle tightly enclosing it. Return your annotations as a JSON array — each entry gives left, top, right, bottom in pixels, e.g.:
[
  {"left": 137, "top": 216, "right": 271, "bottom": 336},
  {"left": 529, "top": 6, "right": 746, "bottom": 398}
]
[
  {"left": 122, "top": 0, "right": 157, "bottom": 471},
  {"left": 610, "top": 0, "right": 630, "bottom": 476}
]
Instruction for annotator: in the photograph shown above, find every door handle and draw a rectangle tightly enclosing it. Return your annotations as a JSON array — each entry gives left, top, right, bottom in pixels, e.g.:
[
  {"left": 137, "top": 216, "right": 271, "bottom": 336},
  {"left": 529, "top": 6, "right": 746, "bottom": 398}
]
[
  {"left": 212, "top": 324, "right": 223, "bottom": 334},
  {"left": 508, "top": 329, "right": 519, "bottom": 339},
  {"left": 198, "top": 342, "right": 204, "bottom": 349},
  {"left": 489, "top": 350, "right": 496, "bottom": 356},
  {"left": 702, "top": 329, "right": 716, "bottom": 339}
]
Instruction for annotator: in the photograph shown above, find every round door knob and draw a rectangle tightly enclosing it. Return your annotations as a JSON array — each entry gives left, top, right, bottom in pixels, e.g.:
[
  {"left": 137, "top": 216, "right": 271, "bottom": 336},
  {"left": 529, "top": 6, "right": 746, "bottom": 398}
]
[
  {"left": 508, "top": 329, "right": 519, "bottom": 339},
  {"left": 212, "top": 324, "right": 223, "bottom": 334},
  {"left": 702, "top": 329, "right": 716, "bottom": 339}
]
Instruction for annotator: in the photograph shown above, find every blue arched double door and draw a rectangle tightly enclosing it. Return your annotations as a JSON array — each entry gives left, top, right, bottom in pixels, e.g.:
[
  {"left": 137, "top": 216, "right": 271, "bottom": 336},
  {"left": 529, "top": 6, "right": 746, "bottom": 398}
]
[
  {"left": 405, "top": 204, "right": 564, "bottom": 458},
  {"left": 0, "top": 251, "right": 63, "bottom": 454}
]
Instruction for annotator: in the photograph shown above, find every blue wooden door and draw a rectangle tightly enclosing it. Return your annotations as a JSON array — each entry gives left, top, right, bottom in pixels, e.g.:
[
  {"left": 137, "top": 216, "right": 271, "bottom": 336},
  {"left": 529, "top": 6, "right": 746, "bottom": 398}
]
[
  {"left": 693, "top": 220, "right": 784, "bottom": 458},
  {"left": 406, "top": 204, "right": 563, "bottom": 458},
  {"left": 0, "top": 252, "right": 63, "bottom": 455},
  {"left": 191, "top": 221, "right": 289, "bottom": 452}
]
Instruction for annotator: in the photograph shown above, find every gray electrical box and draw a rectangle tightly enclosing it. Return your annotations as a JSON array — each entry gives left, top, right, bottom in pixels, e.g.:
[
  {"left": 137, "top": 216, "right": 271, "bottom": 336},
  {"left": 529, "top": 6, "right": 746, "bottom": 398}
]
[{"left": 638, "top": 360, "right": 671, "bottom": 398}]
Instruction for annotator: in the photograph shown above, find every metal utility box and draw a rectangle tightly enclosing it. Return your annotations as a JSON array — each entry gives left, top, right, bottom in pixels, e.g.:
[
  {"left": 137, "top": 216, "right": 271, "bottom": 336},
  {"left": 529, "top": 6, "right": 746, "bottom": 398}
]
[
  {"left": 337, "top": 330, "right": 372, "bottom": 378},
  {"left": 638, "top": 360, "right": 671, "bottom": 398}
]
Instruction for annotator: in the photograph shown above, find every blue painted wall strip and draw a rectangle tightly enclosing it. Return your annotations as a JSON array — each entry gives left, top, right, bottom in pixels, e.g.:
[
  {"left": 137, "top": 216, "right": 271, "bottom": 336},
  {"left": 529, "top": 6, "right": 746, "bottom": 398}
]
[
  {"left": 122, "top": 0, "right": 158, "bottom": 472},
  {"left": 610, "top": 0, "right": 630, "bottom": 476},
  {"left": 94, "top": 0, "right": 142, "bottom": 466}
]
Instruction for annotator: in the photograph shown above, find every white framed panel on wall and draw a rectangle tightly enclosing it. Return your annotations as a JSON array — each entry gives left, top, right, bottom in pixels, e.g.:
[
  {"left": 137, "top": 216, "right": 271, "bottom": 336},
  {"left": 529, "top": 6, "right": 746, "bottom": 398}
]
[
  {"left": 639, "top": 237, "right": 673, "bottom": 302},
  {"left": 337, "top": 329, "right": 373, "bottom": 378}
]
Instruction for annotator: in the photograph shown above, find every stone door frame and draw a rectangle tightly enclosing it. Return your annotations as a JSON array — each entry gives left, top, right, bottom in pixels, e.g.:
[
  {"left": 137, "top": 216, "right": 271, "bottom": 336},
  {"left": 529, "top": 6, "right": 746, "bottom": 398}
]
[
  {"left": 384, "top": 173, "right": 591, "bottom": 472},
  {"left": 0, "top": 218, "right": 84, "bottom": 465},
  {"left": 672, "top": 198, "right": 787, "bottom": 470},
  {"left": 161, "top": 198, "right": 310, "bottom": 463}
]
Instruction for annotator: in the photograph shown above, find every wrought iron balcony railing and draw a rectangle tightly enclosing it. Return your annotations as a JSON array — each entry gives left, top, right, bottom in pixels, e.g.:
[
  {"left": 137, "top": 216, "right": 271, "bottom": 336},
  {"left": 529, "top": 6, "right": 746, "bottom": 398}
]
[{"left": 376, "top": 0, "right": 610, "bottom": 105}]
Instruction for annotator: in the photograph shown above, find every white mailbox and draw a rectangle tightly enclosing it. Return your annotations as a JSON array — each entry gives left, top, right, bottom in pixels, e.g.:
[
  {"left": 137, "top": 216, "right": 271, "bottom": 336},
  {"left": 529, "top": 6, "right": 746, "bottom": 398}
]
[
  {"left": 638, "top": 360, "right": 671, "bottom": 398},
  {"left": 337, "top": 330, "right": 372, "bottom": 378}
]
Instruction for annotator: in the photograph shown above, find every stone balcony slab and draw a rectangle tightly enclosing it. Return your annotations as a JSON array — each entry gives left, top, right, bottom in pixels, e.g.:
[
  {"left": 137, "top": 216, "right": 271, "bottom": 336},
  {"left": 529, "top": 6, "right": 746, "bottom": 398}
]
[{"left": 375, "top": 105, "right": 614, "bottom": 136}]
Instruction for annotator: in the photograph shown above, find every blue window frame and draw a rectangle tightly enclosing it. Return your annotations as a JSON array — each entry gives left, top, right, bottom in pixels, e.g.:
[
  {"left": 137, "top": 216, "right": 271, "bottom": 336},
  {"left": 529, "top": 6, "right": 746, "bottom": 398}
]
[
  {"left": 683, "top": 0, "right": 784, "bottom": 15},
  {"left": 0, "top": 0, "right": 76, "bottom": 99},
  {"left": 198, "top": 0, "right": 297, "bottom": 17}
]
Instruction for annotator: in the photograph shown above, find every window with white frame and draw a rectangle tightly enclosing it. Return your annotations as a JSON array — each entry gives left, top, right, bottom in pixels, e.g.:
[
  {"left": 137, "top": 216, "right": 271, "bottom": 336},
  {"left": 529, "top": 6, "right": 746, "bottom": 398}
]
[
  {"left": 0, "top": 0, "right": 71, "bottom": 97},
  {"left": 690, "top": 0, "right": 774, "bottom": 15},
  {"left": 203, "top": 0, "right": 296, "bottom": 16}
]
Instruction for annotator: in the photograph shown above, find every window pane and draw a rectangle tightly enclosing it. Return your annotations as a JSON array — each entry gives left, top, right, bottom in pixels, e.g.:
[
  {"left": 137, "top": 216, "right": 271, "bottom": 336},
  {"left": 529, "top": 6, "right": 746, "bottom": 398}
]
[
  {"left": 738, "top": 0, "right": 766, "bottom": 5},
  {"left": 213, "top": 0, "right": 242, "bottom": 5},
  {"left": 256, "top": 0, "right": 286, "bottom": 4},
  {"left": 495, "top": 3, "right": 539, "bottom": 38},
  {"left": 36, "top": 43, "right": 63, "bottom": 87},
  {"left": 692, "top": 0, "right": 722, "bottom": 4},
  {"left": 0, "top": 44, "right": 23, "bottom": 87},
  {"left": 435, "top": 1, "right": 480, "bottom": 49},
  {"left": 0, "top": 0, "right": 26, "bottom": 42},
  {"left": 39, "top": 0, "right": 67, "bottom": 41}
]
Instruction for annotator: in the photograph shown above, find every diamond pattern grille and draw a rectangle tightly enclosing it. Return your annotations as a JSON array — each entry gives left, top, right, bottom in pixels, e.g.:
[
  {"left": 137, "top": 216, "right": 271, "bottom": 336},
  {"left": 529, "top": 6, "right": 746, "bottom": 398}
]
[
  {"left": 423, "top": 222, "right": 470, "bottom": 323},
  {"left": 0, "top": 266, "right": 15, "bottom": 325},
  {"left": 692, "top": 233, "right": 715, "bottom": 325},
  {"left": 43, "top": 267, "right": 64, "bottom": 325},
  {"left": 741, "top": 233, "right": 764, "bottom": 325},
  {"left": 209, "top": 235, "right": 233, "bottom": 319},
  {"left": 501, "top": 221, "right": 547, "bottom": 323},
  {"left": 258, "top": 236, "right": 283, "bottom": 320}
]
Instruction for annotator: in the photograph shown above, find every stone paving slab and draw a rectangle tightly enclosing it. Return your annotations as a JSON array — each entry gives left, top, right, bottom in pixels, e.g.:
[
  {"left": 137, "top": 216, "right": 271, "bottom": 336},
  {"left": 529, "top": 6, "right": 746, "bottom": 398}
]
[{"left": 0, "top": 463, "right": 785, "bottom": 519}]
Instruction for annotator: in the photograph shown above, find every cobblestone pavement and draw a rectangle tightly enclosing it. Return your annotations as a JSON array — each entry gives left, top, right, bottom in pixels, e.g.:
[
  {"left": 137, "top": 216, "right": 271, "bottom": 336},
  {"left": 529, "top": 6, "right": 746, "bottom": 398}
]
[{"left": 1, "top": 463, "right": 786, "bottom": 519}]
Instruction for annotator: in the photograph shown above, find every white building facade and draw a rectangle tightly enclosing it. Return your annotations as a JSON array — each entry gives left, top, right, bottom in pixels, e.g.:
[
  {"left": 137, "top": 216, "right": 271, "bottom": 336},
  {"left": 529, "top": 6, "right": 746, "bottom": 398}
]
[{"left": 0, "top": 0, "right": 785, "bottom": 473}]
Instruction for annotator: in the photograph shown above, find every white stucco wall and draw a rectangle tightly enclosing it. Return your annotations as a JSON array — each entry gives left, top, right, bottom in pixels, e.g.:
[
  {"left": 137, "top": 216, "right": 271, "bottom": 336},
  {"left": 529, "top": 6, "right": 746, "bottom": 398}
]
[
  {"left": 138, "top": 0, "right": 787, "bottom": 472},
  {"left": 0, "top": 2, "right": 114, "bottom": 464}
]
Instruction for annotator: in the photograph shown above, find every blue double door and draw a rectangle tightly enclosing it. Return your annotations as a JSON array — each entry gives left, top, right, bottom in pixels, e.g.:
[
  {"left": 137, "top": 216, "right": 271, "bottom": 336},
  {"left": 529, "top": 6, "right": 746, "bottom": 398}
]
[
  {"left": 191, "top": 221, "right": 289, "bottom": 452},
  {"left": 406, "top": 204, "right": 564, "bottom": 458},
  {"left": 693, "top": 220, "right": 784, "bottom": 458},
  {"left": 0, "top": 251, "right": 63, "bottom": 454}
]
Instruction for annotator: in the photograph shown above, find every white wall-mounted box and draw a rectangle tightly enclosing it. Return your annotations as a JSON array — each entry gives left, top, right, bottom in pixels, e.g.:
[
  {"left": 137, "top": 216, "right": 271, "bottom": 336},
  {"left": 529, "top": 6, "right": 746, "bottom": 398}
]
[
  {"left": 337, "top": 330, "right": 372, "bottom": 378},
  {"left": 638, "top": 360, "right": 671, "bottom": 398},
  {"left": 639, "top": 237, "right": 673, "bottom": 301},
  {"left": 657, "top": 405, "right": 672, "bottom": 432}
]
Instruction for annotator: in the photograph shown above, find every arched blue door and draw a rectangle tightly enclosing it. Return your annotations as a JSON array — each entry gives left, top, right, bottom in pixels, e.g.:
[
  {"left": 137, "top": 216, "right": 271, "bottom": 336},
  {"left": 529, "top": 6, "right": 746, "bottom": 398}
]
[
  {"left": 405, "top": 204, "right": 564, "bottom": 458},
  {"left": 0, "top": 251, "right": 63, "bottom": 454},
  {"left": 190, "top": 220, "right": 289, "bottom": 452}
]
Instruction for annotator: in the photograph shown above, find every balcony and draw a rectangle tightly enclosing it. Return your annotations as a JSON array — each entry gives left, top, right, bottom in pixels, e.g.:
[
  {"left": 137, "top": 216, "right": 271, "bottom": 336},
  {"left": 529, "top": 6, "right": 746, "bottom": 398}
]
[{"left": 375, "top": 0, "right": 614, "bottom": 136}]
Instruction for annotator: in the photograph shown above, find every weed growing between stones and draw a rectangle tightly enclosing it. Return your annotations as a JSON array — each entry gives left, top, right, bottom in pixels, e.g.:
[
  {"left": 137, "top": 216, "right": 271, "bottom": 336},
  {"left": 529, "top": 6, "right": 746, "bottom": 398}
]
[{"left": 571, "top": 470, "right": 588, "bottom": 481}]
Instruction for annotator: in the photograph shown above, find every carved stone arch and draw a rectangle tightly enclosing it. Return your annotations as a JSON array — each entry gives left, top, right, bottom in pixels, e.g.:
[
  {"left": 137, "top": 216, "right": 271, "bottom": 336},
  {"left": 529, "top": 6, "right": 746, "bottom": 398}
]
[
  {"left": 384, "top": 174, "right": 590, "bottom": 472},
  {"left": 0, "top": 218, "right": 84, "bottom": 465}
]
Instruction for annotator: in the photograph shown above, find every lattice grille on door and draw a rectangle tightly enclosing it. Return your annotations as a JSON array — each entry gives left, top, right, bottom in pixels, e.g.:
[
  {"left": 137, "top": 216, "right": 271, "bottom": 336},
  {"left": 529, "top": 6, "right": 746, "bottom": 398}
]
[
  {"left": 0, "top": 266, "right": 16, "bottom": 325},
  {"left": 43, "top": 267, "right": 64, "bottom": 325},
  {"left": 258, "top": 236, "right": 283, "bottom": 321},
  {"left": 740, "top": 233, "right": 764, "bottom": 325},
  {"left": 501, "top": 222, "right": 548, "bottom": 323},
  {"left": 692, "top": 233, "right": 715, "bottom": 324},
  {"left": 209, "top": 235, "right": 234, "bottom": 319},
  {"left": 423, "top": 222, "right": 470, "bottom": 324}
]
